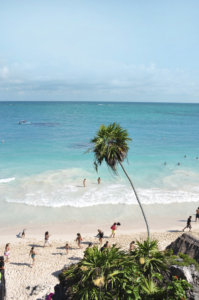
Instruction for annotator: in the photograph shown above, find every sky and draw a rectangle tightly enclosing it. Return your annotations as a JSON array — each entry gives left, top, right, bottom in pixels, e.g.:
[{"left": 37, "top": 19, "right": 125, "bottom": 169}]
[{"left": 0, "top": 0, "right": 199, "bottom": 102}]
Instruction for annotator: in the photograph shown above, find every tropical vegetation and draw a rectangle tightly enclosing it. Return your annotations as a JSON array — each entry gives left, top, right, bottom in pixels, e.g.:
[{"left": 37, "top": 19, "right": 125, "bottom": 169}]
[
  {"left": 89, "top": 123, "right": 150, "bottom": 239},
  {"left": 57, "top": 239, "right": 193, "bottom": 300}
]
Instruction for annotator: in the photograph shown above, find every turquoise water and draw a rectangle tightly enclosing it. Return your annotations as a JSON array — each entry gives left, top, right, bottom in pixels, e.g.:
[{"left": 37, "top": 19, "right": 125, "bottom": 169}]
[{"left": 0, "top": 101, "right": 199, "bottom": 208}]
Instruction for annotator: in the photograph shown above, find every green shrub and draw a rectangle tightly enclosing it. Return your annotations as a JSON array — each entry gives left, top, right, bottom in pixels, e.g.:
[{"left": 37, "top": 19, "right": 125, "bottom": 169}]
[{"left": 58, "top": 240, "right": 193, "bottom": 300}]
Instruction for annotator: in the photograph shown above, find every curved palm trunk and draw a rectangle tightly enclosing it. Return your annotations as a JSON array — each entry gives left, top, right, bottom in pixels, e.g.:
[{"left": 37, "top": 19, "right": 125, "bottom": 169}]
[{"left": 119, "top": 161, "right": 150, "bottom": 240}]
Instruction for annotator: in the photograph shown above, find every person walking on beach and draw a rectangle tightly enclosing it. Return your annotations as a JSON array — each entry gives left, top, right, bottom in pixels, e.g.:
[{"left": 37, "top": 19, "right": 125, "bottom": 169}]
[
  {"left": 97, "top": 177, "right": 101, "bottom": 184},
  {"left": 44, "top": 231, "right": 51, "bottom": 247},
  {"left": 29, "top": 247, "right": 36, "bottom": 266},
  {"left": 183, "top": 216, "right": 192, "bottom": 232},
  {"left": 65, "top": 243, "right": 69, "bottom": 255},
  {"left": 195, "top": 207, "right": 199, "bottom": 222},
  {"left": 97, "top": 229, "right": 104, "bottom": 245},
  {"left": 110, "top": 223, "right": 117, "bottom": 238},
  {"left": 76, "top": 233, "right": 83, "bottom": 248},
  {"left": 83, "top": 178, "right": 86, "bottom": 187},
  {"left": 4, "top": 243, "right": 10, "bottom": 263}
]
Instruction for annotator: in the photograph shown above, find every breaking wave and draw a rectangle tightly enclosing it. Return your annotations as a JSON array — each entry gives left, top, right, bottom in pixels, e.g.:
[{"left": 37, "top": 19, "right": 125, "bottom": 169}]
[{"left": 1, "top": 168, "right": 199, "bottom": 208}]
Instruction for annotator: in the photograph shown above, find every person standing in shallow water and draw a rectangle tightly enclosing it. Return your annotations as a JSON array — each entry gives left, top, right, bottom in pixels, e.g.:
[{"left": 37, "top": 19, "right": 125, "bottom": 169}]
[
  {"left": 97, "top": 177, "right": 101, "bottom": 184},
  {"left": 183, "top": 216, "right": 192, "bottom": 232},
  {"left": 83, "top": 178, "right": 86, "bottom": 187}
]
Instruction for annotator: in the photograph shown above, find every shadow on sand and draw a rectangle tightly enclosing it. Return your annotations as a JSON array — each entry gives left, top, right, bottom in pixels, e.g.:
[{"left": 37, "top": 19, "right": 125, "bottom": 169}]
[
  {"left": 28, "top": 244, "right": 43, "bottom": 248},
  {"left": 167, "top": 230, "right": 182, "bottom": 233},
  {"left": 10, "top": 262, "right": 31, "bottom": 267}
]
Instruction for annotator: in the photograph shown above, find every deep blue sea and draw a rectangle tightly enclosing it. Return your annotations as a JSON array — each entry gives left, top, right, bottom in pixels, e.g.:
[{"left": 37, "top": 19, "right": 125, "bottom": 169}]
[{"left": 0, "top": 101, "right": 199, "bottom": 208}]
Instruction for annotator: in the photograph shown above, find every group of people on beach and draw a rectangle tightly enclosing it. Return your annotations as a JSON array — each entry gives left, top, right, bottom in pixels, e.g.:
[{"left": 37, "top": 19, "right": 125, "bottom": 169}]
[
  {"left": 2, "top": 207, "right": 199, "bottom": 268},
  {"left": 2, "top": 222, "right": 122, "bottom": 268}
]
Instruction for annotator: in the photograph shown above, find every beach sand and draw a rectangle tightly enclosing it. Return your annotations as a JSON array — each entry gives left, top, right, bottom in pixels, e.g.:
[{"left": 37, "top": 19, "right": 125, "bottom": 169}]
[
  {"left": 1, "top": 226, "right": 199, "bottom": 300},
  {"left": 1, "top": 202, "right": 199, "bottom": 300}
]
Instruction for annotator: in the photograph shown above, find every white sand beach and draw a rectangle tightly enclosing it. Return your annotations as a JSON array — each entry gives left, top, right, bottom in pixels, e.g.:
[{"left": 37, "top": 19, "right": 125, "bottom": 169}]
[{"left": 1, "top": 222, "right": 199, "bottom": 300}]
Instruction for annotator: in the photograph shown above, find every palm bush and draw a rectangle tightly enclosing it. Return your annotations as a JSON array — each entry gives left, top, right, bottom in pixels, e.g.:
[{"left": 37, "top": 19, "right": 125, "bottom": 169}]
[
  {"left": 89, "top": 123, "right": 150, "bottom": 239},
  {"left": 132, "top": 239, "right": 166, "bottom": 276},
  {"left": 57, "top": 240, "right": 192, "bottom": 300},
  {"left": 59, "top": 245, "right": 141, "bottom": 299}
]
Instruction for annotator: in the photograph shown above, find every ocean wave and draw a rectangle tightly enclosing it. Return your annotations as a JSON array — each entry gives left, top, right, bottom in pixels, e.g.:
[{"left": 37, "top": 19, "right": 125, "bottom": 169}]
[
  {"left": 1, "top": 168, "right": 199, "bottom": 207},
  {"left": 0, "top": 177, "right": 15, "bottom": 183}
]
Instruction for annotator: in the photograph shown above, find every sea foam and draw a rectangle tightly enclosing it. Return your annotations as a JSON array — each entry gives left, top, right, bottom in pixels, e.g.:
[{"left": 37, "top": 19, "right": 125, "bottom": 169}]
[{"left": 1, "top": 168, "right": 199, "bottom": 208}]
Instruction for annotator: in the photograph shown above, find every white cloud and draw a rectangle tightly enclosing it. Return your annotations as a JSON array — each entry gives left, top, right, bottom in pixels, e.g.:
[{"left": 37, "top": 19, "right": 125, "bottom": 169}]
[{"left": 0, "top": 66, "right": 9, "bottom": 79}]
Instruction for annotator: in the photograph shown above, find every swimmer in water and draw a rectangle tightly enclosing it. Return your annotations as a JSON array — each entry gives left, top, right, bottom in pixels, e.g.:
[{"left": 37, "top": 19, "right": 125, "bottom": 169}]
[
  {"left": 184, "top": 155, "right": 186, "bottom": 158},
  {"left": 164, "top": 162, "right": 167, "bottom": 166},
  {"left": 177, "top": 162, "right": 180, "bottom": 166}
]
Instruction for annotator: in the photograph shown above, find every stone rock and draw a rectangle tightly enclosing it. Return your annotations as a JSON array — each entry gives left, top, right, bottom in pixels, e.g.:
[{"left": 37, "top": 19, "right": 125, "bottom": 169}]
[
  {"left": 170, "top": 264, "right": 199, "bottom": 284},
  {"left": 166, "top": 233, "right": 199, "bottom": 262}
]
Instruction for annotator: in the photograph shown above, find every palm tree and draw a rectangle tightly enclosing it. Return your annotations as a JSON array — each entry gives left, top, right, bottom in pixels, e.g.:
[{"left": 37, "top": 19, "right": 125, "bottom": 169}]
[{"left": 89, "top": 122, "right": 150, "bottom": 240}]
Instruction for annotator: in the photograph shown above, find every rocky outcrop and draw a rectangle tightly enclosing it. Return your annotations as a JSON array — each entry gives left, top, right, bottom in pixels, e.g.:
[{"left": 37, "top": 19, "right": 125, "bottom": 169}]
[
  {"left": 169, "top": 265, "right": 199, "bottom": 300},
  {"left": 166, "top": 233, "right": 199, "bottom": 262},
  {"left": 0, "top": 256, "right": 6, "bottom": 300}
]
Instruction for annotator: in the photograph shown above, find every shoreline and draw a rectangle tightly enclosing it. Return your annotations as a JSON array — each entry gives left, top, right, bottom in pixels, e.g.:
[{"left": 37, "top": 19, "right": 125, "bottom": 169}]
[{"left": 0, "top": 201, "right": 199, "bottom": 238}]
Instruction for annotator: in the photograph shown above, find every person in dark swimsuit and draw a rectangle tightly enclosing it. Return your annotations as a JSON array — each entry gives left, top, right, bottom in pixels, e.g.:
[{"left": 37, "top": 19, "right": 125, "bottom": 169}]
[
  {"left": 195, "top": 207, "right": 199, "bottom": 222},
  {"left": 100, "top": 241, "right": 109, "bottom": 252},
  {"left": 183, "top": 216, "right": 192, "bottom": 232}
]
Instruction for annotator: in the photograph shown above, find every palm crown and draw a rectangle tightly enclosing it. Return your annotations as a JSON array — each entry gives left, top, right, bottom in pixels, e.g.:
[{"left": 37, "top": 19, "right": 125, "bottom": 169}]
[{"left": 91, "top": 123, "right": 132, "bottom": 172}]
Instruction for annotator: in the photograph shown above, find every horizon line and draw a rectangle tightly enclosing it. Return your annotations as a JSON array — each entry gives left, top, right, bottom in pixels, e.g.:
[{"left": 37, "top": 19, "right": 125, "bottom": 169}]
[{"left": 0, "top": 100, "right": 199, "bottom": 105}]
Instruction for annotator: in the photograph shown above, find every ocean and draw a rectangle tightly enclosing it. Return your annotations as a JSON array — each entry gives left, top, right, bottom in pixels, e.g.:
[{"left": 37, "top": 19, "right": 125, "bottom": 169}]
[{"left": 0, "top": 101, "right": 199, "bottom": 225}]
